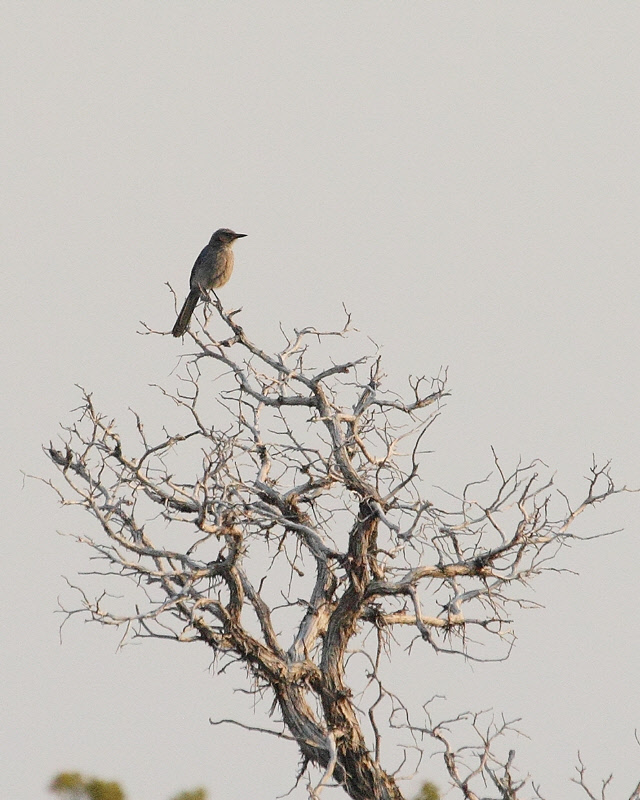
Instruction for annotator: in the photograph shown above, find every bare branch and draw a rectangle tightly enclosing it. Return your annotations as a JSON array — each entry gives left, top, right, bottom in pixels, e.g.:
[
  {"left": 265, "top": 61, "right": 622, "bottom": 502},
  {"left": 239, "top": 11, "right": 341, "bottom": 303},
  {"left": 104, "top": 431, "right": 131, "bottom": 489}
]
[{"left": 43, "top": 301, "right": 632, "bottom": 800}]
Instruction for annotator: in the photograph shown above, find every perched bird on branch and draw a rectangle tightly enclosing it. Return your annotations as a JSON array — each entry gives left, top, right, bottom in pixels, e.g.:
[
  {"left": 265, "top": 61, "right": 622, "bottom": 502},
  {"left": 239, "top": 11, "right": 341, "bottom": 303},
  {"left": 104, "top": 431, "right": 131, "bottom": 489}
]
[{"left": 172, "top": 228, "right": 247, "bottom": 337}]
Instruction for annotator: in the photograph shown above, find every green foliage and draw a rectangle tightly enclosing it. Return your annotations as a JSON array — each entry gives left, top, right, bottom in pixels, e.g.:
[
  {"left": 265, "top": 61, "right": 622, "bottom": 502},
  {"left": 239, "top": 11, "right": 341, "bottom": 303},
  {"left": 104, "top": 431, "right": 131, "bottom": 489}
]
[
  {"left": 84, "top": 779, "right": 125, "bottom": 800},
  {"left": 49, "top": 773, "right": 125, "bottom": 800},
  {"left": 50, "top": 773, "right": 206, "bottom": 800},
  {"left": 414, "top": 781, "right": 440, "bottom": 800},
  {"left": 50, "top": 773, "right": 85, "bottom": 793},
  {"left": 170, "top": 790, "right": 208, "bottom": 800}
]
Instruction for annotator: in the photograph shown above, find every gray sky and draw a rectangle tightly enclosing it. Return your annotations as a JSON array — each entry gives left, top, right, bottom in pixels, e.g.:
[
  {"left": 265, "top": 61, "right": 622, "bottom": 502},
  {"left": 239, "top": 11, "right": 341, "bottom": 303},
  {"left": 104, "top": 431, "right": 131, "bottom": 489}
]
[{"left": 2, "top": 3, "right": 638, "bottom": 799}]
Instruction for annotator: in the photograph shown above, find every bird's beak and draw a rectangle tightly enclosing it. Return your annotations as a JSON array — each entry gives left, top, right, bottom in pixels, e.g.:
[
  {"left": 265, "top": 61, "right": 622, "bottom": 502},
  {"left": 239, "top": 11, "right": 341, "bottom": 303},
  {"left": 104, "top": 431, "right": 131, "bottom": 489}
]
[{"left": 234, "top": 233, "right": 248, "bottom": 239}]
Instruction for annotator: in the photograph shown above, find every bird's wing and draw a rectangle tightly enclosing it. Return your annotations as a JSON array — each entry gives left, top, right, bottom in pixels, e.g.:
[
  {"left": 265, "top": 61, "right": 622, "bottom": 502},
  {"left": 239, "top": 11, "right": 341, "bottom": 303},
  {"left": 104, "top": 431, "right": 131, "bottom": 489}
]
[{"left": 189, "top": 245, "right": 212, "bottom": 292}]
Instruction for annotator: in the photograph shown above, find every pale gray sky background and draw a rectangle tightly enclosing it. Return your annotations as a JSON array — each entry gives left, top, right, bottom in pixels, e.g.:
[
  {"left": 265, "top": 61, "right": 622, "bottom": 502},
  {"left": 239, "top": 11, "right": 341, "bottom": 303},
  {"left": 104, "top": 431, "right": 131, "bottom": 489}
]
[{"left": 1, "top": 3, "right": 639, "bottom": 799}]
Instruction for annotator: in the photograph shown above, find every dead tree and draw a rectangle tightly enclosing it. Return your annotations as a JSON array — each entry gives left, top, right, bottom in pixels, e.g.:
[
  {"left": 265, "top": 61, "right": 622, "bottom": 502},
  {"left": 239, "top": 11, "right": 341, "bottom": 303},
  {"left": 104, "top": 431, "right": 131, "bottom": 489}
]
[{"left": 44, "top": 300, "right": 629, "bottom": 800}]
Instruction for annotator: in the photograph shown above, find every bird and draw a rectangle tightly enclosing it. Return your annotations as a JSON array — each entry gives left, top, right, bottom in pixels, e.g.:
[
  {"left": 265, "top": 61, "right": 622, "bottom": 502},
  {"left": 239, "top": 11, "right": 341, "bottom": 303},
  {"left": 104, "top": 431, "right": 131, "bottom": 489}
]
[{"left": 172, "top": 228, "right": 247, "bottom": 337}]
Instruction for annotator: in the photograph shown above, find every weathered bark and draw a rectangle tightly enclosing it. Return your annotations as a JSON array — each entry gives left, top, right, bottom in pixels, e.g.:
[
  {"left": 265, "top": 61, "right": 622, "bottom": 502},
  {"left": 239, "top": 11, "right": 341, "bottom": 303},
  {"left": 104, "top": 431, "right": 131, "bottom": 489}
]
[{"left": 316, "top": 501, "right": 404, "bottom": 799}]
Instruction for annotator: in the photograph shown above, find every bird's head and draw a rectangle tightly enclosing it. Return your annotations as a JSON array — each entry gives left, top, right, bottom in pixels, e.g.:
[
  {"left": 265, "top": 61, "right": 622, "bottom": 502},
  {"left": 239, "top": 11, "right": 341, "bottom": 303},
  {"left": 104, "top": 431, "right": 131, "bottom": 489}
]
[{"left": 212, "top": 228, "right": 248, "bottom": 244}]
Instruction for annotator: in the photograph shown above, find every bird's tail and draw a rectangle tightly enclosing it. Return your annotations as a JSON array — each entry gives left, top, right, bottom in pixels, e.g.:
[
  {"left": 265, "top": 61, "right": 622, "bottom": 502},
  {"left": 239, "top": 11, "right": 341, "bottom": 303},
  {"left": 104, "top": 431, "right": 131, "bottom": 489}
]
[{"left": 172, "top": 289, "right": 200, "bottom": 337}]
